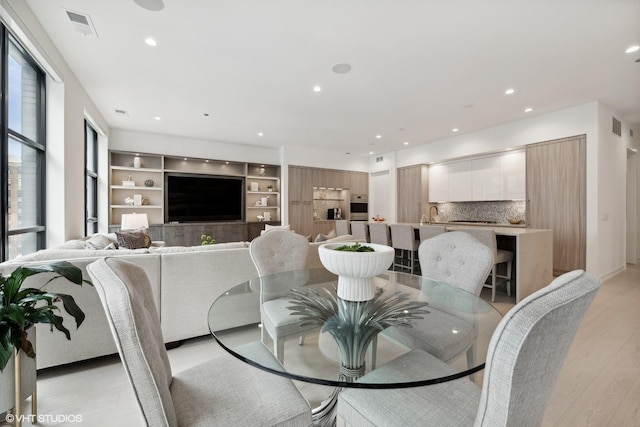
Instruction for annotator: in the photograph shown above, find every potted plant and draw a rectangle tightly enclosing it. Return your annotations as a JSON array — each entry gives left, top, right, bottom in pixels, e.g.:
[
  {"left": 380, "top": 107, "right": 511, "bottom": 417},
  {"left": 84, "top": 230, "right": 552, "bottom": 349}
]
[{"left": 0, "top": 261, "right": 90, "bottom": 372}]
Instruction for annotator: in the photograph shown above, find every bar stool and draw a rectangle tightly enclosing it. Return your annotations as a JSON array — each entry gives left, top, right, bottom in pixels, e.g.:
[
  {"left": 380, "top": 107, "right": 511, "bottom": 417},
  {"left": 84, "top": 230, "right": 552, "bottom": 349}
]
[
  {"left": 462, "top": 229, "right": 513, "bottom": 302},
  {"left": 335, "top": 220, "right": 351, "bottom": 236},
  {"left": 390, "top": 224, "right": 419, "bottom": 274},
  {"left": 350, "top": 221, "right": 370, "bottom": 242},
  {"left": 418, "top": 224, "right": 446, "bottom": 242},
  {"left": 368, "top": 222, "right": 391, "bottom": 246}
]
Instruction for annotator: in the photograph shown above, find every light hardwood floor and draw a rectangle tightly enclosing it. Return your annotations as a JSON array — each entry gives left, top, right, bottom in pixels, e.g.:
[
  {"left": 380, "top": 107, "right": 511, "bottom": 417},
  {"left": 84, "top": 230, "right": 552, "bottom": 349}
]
[{"left": 2, "top": 265, "right": 639, "bottom": 426}]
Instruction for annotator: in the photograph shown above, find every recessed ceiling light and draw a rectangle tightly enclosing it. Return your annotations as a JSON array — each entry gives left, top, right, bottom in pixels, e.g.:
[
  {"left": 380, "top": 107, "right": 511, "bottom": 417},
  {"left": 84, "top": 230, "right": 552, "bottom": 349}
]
[
  {"left": 205, "top": 160, "right": 209, "bottom": 163},
  {"left": 332, "top": 63, "right": 352, "bottom": 74},
  {"left": 376, "top": 135, "right": 382, "bottom": 139},
  {"left": 505, "top": 88, "right": 515, "bottom": 95},
  {"left": 183, "top": 157, "right": 188, "bottom": 161},
  {"left": 258, "top": 132, "right": 264, "bottom": 137},
  {"left": 403, "top": 141, "right": 409, "bottom": 145},
  {"left": 452, "top": 128, "right": 459, "bottom": 132},
  {"left": 369, "top": 151, "right": 374, "bottom": 155},
  {"left": 154, "top": 116, "right": 161, "bottom": 121},
  {"left": 625, "top": 45, "right": 640, "bottom": 54},
  {"left": 524, "top": 107, "right": 533, "bottom": 113},
  {"left": 145, "top": 38, "right": 157, "bottom": 47},
  {"left": 313, "top": 85, "right": 322, "bottom": 93}
]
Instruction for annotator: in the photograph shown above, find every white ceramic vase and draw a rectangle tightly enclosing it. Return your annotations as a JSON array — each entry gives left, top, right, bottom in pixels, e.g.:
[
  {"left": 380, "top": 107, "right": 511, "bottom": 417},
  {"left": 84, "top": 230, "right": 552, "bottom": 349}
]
[{"left": 318, "top": 242, "right": 394, "bottom": 301}]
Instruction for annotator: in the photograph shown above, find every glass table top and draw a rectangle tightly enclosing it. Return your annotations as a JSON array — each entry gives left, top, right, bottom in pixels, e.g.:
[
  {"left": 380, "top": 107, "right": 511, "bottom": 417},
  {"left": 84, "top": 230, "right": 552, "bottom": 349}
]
[{"left": 208, "top": 269, "right": 502, "bottom": 389}]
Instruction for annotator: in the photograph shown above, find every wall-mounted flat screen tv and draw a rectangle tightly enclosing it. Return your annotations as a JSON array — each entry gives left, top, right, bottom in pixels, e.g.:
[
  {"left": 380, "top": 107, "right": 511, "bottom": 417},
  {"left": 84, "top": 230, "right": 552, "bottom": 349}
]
[{"left": 166, "top": 173, "right": 245, "bottom": 222}]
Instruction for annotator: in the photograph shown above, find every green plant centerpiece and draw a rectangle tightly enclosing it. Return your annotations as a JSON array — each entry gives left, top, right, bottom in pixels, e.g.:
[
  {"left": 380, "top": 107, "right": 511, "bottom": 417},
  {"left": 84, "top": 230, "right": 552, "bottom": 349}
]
[
  {"left": 333, "top": 242, "right": 374, "bottom": 252},
  {"left": 201, "top": 234, "right": 216, "bottom": 245},
  {"left": 0, "top": 261, "right": 91, "bottom": 371}
]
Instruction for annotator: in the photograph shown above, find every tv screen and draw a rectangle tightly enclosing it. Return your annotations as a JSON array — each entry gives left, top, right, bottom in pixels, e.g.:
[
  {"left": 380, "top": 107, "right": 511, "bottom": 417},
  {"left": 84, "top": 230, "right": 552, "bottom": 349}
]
[{"left": 166, "top": 174, "right": 245, "bottom": 222}]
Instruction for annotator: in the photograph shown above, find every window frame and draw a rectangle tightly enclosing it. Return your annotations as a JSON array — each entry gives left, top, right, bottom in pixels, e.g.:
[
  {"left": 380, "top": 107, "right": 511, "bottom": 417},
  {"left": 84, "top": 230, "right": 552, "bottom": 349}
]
[
  {"left": 85, "top": 120, "right": 98, "bottom": 235},
  {"left": 0, "top": 27, "right": 46, "bottom": 261}
]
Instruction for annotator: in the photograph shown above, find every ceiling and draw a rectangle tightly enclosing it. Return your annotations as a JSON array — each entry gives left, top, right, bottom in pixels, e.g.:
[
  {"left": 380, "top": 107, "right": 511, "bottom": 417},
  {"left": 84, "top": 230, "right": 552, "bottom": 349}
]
[{"left": 25, "top": 0, "right": 640, "bottom": 157}]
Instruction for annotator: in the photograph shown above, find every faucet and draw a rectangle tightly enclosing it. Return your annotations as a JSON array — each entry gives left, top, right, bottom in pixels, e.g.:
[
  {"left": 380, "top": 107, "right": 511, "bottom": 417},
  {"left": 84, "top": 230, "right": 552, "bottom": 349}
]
[{"left": 429, "top": 205, "right": 439, "bottom": 224}]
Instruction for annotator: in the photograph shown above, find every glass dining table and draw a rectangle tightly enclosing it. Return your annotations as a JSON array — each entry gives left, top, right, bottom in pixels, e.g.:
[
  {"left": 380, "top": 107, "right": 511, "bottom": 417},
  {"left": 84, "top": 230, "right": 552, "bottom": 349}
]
[{"left": 208, "top": 269, "right": 502, "bottom": 426}]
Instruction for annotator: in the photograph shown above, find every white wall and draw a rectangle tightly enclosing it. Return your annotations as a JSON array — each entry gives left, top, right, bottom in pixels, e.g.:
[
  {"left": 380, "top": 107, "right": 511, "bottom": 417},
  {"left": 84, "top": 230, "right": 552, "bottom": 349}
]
[
  {"left": 1, "top": 0, "right": 110, "bottom": 246},
  {"left": 596, "top": 103, "right": 632, "bottom": 278},
  {"left": 368, "top": 151, "right": 397, "bottom": 223}
]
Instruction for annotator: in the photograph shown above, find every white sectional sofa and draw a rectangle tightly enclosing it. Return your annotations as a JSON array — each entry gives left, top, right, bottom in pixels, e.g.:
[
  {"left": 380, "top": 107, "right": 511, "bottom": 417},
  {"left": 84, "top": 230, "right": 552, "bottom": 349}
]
[{"left": 0, "top": 234, "right": 356, "bottom": 369}]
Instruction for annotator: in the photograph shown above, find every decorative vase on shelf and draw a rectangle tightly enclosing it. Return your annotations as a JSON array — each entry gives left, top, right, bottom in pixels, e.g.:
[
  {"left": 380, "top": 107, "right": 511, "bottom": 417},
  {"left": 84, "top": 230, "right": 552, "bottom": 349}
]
[
  {"left": 318, "top": 242, "right": 394, "bottom": 301},
  {"left": 133, "top": 156, "right": 141, "bottom": 168}
]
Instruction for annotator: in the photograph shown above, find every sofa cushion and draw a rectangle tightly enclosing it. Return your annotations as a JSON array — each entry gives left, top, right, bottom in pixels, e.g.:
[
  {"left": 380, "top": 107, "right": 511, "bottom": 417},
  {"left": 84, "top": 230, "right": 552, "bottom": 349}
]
[{"left": 148, "top": 241, "right": 249, "bottom": 254}]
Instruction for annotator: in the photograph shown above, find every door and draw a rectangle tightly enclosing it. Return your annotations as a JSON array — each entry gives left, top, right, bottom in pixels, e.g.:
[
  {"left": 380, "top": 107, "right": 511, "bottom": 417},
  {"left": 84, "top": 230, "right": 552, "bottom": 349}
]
[
  {"left": 526, "top": 135, "right": 586, "bottom": 274},
  {"left": 397, "top": 165, "right": 428, "bottom": 223}
]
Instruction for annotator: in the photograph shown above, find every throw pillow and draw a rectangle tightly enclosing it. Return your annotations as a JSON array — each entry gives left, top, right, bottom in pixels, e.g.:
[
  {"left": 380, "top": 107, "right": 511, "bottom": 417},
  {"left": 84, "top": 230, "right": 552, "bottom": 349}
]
[
  {"left": 85, "top": 234, "right": 118, "bottom": 250},
  {"left": 116, "top": 230, "right": 149, "bottom": 249},
  {"left": 314, "top": 229, "right": 337, "bottom": 242}
]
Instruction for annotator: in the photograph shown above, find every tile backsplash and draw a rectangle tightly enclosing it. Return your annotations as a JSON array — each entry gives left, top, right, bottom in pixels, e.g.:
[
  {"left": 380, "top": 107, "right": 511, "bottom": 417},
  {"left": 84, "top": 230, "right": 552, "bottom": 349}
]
[{"left": 433, "top": 201, "right": 526, "bottom": 224}]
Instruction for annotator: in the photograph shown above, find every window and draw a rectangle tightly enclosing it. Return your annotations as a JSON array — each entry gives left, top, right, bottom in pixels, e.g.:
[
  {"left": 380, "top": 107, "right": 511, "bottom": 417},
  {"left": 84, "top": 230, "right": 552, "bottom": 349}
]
[
  {"left": 85, "top": 121, "right": 98, "bottom": 235},
  {"left": 1, "top": 28, "right": 46, "bottom": 261}
]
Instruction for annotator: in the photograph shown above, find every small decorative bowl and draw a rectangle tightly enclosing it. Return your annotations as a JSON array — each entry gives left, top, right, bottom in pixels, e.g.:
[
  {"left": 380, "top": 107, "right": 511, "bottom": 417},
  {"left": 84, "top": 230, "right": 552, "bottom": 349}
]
[
  {"left": 508, "top": 218, "right": 523, "bottom": 225},
  {"left": 144, "top": 179, "right": 154, "bottom": 187}
]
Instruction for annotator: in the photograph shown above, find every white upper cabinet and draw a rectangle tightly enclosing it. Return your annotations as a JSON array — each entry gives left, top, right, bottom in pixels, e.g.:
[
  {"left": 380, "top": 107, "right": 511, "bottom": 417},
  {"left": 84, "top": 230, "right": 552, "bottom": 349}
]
[
  {"left": 428, "top": 163, "right": 449, "bottom": 202},
  {"left": 471, "top": 156, "right": 501, "bottom": 201},
  {"left": 428, "top": 150, "right": 526, "bottom": 202},
  {"left": 499, "top": 151, "right": 526, "bottom": 200},
  {"left": 447, "top": 160, "right": 472, "bottom": 201}
]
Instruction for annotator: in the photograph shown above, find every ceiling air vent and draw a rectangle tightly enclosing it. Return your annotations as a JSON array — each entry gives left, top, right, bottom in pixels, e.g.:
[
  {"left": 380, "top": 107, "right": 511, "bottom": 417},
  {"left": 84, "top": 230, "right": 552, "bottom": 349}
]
[
  {"left": 612, "top": 117, "right": 622, "bottom": 137},
  {"left": 115, "top": 109, "right": 129, "bottom": 117},
  {"left": 64, "top": 9, "right": 97, "bottom": 36}
]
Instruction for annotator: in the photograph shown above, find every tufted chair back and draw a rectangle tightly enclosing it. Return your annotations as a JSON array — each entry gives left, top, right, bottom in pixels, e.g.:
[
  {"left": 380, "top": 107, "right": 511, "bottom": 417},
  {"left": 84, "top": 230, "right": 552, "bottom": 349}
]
[
  {"left": 88, "top": 258, "right": 177, "bottom": 426},
  {"left": 250, "top": 228, "right": 310, "bottom": 276},
  {"left": 418, "top": 231, "right": 492, "bottom": 295}
]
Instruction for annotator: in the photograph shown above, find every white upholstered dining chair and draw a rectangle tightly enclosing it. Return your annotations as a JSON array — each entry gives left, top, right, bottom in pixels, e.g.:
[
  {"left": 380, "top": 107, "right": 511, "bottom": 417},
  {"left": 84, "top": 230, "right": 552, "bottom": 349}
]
[
  {"left": 461, "top": 228, "right": 513, "bottom": 302},
  {"left": 338, "top": 269, "right": 601, "bottom": 427},
  {"left": 380, "top": 231, "right": 493, "bottom": 371},
  {"left": 87, "top": 257, "right": 312, "bottom": 427},
  {"left": 250, "top": 228, "right": 315, "bottom": 363},
  {"left": 335, "top": 220, "right": 351, "bottom": 236}
]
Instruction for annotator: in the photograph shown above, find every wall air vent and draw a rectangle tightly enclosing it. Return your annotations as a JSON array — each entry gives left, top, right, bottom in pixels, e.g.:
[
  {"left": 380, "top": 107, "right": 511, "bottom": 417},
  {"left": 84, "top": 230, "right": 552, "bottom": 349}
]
[
  {"left": 64, "top": 9, "right": 97, "bottom": 36},
  {"left": 612, "top": 117, "right": 622, "bottom": 137},
  {"left": 376, "top": 156, "right": 384, "bottom": 162}
]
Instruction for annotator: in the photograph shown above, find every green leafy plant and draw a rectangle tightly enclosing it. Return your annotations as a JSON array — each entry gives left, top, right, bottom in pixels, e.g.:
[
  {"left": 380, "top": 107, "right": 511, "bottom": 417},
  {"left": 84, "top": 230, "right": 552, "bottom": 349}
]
[
  {"left": 201, "top": 234, "right": 216, "bottom": 245},
  {"left": 0, "top": 261, "right": 91, "bottom": 371},
  {"left": 333, "top": 242, "right": 374, "bottom": 252}
]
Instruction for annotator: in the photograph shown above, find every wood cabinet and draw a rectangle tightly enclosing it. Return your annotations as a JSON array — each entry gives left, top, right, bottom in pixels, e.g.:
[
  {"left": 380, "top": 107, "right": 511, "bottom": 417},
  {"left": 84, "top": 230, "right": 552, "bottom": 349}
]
[
  {"left": 397, "top": 165, "right": 428, "bottom": 223},
  {"left": 526, "top": 135, "right": 586, "bottom": 274},
  {"left": 288, "top": 165, "right": 368, "bottom": 239}
]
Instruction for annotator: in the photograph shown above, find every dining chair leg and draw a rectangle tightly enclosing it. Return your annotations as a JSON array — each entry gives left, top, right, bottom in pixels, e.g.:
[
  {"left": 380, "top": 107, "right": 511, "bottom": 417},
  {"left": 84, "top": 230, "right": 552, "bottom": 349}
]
[
  {"left": 275, "top": 337, "right": 285, "bottom": 364},
  {"left": 466, "top": 345, "right": 477, "bottom": 383},
  {"left": 491, "top": 265, "right": 497, "bottom": 302},
  {"left": 506, "top": 260, "right": 513, "bottom": 297}
]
